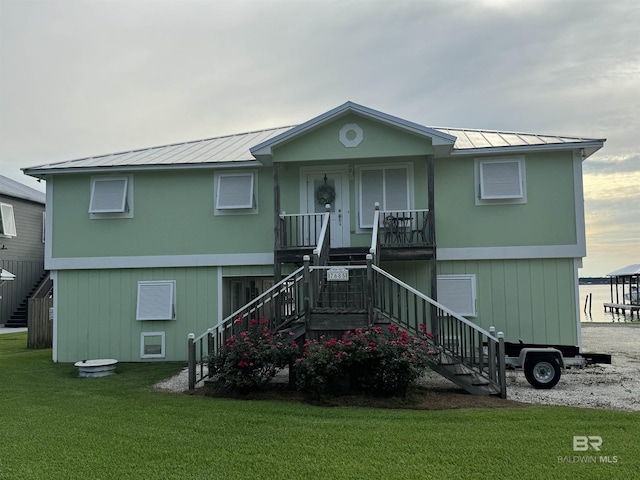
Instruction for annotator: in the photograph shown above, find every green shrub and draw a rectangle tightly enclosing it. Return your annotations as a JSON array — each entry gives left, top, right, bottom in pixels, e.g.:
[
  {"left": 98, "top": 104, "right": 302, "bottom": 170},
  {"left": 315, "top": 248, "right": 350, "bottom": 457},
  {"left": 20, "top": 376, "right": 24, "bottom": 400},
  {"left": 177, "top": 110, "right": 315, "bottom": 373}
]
[
  {"left": 295, "top": 324, "right": 437, "bottom": 398},
  {"left": 208, "top": 317, "right": 298, "bottom": 393}
]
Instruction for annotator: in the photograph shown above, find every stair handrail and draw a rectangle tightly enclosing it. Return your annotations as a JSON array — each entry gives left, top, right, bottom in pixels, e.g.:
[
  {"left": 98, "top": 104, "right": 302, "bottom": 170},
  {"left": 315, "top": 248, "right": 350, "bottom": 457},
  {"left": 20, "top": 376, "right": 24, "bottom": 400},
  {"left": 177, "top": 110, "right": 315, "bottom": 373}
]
[
  {"left": 369, "top": 203, "right": 381, "bottom": 265},
  {"left": 188, "top": 265, "right": 305, "bottom": 390},
  {"left": 312, "top": 206, "right": 331, "bottom": 267},
  {"left": 371, "top": 263, "right": 506, "bottom": 397}
]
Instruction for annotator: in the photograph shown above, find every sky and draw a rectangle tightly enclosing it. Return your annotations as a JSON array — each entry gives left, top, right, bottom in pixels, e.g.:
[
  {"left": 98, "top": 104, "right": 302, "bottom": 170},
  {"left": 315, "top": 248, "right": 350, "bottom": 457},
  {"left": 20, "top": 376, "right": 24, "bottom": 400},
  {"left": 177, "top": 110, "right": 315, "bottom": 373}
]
[{"left": 0, "top": 0, "right": 638, "bottom": 277}]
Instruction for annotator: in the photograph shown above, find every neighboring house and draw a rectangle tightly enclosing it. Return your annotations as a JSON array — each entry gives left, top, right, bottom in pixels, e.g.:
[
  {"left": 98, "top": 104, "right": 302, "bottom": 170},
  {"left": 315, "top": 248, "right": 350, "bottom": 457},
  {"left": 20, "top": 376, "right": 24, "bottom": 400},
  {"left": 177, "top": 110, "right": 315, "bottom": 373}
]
[
  {"left": 0, "top": 175, "right": 46, "bottom": 327},
  {"left": 23, "top": 102, "right": 605, "bottom": 376}
]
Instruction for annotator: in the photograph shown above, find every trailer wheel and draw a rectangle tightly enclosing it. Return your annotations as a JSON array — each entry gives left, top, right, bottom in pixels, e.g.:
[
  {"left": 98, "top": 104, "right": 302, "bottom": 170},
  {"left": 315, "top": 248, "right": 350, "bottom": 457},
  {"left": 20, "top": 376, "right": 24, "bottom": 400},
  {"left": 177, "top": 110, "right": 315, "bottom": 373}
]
[{"left": 524, "top": 355, "right": 561, "bottom": 389}]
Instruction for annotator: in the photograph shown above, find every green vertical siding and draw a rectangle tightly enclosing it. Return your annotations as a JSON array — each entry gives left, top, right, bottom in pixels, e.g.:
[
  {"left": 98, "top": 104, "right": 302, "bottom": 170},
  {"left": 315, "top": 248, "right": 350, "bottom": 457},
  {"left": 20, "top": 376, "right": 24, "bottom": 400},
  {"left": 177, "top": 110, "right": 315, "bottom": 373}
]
[
  {"left": 437, "top": 258, "right": 578, "bottom": 346},
  {"left": 56, "top": 267, "right": 219, "bottom": 362},
  {"left": 434, "top": 152, "right": 577, "bottom": 248}
]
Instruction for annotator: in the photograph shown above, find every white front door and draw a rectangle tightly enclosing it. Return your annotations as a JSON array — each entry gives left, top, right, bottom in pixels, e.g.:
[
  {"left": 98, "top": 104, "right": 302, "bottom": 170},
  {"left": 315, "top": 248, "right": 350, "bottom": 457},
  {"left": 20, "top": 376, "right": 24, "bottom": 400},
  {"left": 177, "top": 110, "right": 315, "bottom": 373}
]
[{"left": 303, "top": 170, "right": 350, "bottom": 248}]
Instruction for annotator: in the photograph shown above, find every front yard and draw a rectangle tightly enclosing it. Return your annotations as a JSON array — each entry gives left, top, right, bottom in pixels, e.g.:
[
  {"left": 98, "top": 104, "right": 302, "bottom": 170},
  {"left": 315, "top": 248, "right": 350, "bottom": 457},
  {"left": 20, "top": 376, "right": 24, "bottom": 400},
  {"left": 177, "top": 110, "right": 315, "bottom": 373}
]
[{"left": 1, "top": 332, "right": 637, "bottom": 479}]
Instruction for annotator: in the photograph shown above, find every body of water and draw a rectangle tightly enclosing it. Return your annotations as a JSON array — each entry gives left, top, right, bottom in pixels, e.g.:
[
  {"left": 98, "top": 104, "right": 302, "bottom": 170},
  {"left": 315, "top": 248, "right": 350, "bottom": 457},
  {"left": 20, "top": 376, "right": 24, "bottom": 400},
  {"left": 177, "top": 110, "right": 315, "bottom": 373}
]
[{"left": 579, "top": 283, "right": 638, "bottom": 323}]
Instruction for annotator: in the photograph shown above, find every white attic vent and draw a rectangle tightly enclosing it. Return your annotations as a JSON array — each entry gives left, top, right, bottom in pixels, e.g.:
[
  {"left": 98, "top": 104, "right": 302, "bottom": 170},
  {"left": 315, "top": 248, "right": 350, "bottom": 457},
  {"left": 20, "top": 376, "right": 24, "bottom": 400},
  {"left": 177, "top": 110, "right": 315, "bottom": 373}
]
[{"left": 89, "top": 177, "right": 129, "bottom": 213}]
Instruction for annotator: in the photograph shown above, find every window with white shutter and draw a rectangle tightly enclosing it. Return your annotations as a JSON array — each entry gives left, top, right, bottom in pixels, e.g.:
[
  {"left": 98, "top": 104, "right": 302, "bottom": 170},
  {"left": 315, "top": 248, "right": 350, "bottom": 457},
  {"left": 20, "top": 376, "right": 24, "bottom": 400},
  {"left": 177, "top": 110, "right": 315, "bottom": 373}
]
[
  {"left": 475, "top": 157, "right": 526, "bottom": 205},
  {"left": 358, "top": 165, "right": 410, "bottom": 228},
  {"left": 436, "top": 275, "right": 477, "bottom": 317},
  {"left": 136, "top": 281, "right": 176, "bottom": 320},
  {"left": 216, "top": 173, "right": 254, "bottom": 209},
  {"left": 0, "top": 203, "right": 17, "bottom": 237},
  {"left": 89, "top": 175, "right": 134, "bottom": 218}
]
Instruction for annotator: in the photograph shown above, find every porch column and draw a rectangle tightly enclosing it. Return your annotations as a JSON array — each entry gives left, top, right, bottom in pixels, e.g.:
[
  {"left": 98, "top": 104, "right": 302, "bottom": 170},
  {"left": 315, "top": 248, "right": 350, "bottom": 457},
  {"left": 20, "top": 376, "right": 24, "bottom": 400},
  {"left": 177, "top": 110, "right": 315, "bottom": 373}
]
[{"left": 274, "top": 162, "right": 282, "bottom": 284}]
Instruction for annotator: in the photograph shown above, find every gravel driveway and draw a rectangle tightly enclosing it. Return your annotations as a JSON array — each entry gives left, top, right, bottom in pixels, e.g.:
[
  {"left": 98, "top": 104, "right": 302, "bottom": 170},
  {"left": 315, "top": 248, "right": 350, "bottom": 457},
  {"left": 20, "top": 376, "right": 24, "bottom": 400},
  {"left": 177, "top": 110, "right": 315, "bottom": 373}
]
[{"left": 506, "top": 324, "right": 640, "bottom": 411}]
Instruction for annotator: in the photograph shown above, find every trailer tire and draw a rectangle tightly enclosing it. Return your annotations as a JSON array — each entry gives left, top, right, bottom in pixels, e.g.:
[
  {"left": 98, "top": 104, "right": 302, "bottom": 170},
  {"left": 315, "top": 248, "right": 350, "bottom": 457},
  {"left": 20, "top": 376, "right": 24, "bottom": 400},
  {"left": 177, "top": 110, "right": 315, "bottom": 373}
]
[{"left": 524, "top": 354, "right": 561, "bottom": 389}]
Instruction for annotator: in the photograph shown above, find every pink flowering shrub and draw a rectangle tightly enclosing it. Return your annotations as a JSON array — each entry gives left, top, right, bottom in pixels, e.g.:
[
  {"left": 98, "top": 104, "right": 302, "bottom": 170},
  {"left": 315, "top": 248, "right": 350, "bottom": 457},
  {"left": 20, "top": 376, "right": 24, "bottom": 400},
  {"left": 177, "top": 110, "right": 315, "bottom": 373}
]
[
  {"left": 295, "top": 324, "right": 436, "bottom": 398},
  {"left": 208, "top": 317, "right": 298, "bottom": 393}
]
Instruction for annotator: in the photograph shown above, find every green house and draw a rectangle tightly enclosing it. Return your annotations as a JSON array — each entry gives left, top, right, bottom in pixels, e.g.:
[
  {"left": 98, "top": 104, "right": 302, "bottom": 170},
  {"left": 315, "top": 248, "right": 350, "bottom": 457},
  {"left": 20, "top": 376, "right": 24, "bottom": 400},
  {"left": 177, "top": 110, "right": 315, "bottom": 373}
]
[{"left": 24, "top": 102, "right": 605, "bottom": 395}]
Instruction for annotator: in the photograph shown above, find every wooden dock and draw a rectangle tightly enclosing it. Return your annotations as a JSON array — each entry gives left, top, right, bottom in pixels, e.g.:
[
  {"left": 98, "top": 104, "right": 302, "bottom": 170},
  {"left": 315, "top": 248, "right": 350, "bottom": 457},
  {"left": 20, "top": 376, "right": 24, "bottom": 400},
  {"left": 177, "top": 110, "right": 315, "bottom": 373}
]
[{"left": 604, "top": 302, "right": 639, "bottom": 317}]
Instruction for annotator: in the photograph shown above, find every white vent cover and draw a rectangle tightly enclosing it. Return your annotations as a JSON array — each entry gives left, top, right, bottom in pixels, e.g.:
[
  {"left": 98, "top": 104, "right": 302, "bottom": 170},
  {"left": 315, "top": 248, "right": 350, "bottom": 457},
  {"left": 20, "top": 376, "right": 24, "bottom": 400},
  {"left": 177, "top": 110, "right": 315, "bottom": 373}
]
[
  {"left": 136, "top": 281, "right": 176, "bottom": 320},
  {"left": 89, "top": 178, "right": 128, "bottom": 213},
  {"left": 216, "top": 174, "right": 254, "bottom": 209}
]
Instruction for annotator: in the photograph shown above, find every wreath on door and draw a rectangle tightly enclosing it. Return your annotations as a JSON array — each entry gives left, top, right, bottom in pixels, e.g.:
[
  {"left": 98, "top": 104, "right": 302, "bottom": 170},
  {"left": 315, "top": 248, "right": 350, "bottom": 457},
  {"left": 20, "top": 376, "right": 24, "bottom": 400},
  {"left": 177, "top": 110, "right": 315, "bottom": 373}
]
[{"left": 316, "top": 184, "right": 336, "bottom": 205}]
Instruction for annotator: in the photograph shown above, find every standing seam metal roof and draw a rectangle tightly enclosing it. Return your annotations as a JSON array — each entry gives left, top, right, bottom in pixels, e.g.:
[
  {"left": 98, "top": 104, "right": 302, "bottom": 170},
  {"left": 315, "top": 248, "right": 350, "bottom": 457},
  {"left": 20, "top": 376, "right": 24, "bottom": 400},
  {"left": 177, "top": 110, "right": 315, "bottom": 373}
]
[{"left": 23, "top": 124, "right": 604, "bottom": 174}]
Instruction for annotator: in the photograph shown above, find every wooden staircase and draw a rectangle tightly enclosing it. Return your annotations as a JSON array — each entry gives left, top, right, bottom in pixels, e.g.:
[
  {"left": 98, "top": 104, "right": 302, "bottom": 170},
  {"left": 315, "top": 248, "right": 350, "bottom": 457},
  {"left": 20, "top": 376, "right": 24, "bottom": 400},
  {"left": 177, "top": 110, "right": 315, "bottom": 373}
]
[
  {"left": 188, "top": 208, "right": 505, "bottom": 396},
  {"left": 188, "top": 254, "right": 506, "bottom": 397},
  {"left": 5, "top": 272, "right": 50, "bottom": 328}
]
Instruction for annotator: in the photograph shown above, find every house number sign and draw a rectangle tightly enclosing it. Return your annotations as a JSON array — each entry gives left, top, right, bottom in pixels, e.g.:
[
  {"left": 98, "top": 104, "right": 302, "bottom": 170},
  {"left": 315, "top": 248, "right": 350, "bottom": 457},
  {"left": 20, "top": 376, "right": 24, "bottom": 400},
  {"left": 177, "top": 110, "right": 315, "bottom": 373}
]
[{"left": 327, "top": 268, "right": 349, "bottom": 281}]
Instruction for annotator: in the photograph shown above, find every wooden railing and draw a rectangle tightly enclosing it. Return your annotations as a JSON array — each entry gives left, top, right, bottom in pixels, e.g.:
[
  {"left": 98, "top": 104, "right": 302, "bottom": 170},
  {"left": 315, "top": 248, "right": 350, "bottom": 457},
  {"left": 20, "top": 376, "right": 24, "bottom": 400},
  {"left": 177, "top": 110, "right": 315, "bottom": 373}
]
[
  {"left": 371, "top": 264, "right": 506, "bottom": 398},
  {"left": 278, "top": 207, "right": 331, "bottom": 251},
  {"left": 378, "top": 208, "right": 431, "bottom": 248},
  {"left": 188, "top": 266, "right": 306, "bottom": 390},
  {"left": 188, "top": 252, "right": 506, "bottom": 397}
]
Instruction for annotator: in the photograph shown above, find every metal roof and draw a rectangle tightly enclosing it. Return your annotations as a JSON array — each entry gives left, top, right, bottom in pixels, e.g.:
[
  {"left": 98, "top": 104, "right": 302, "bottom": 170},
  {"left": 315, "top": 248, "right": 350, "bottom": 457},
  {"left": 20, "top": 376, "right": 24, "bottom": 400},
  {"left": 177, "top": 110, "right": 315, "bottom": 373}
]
[
  {"left": 607, "top": 264, "right": 640, "bottom": 277},
  {"left": 0, "top": 175, "right": 46, "bottom": 204},
  {"left": 23, "top": 106, "right": 606, "bottom": 177}
]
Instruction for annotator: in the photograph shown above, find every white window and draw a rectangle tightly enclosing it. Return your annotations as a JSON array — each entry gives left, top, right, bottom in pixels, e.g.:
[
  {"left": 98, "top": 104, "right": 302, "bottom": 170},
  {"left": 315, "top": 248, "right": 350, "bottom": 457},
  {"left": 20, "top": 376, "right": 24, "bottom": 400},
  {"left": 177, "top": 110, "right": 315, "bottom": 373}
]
[
  {"left": 215, "top": 172, "right": 255, "bottom": 210},
  {"left": 0, "top": 203, "right": 17, "bottom": 237},
  {"left": 358, "top": 165, "right": 411, "bottom": 228},
  {"left": 475, "top": 157, "right": 526, "bottom": 205},
  {"left": 136, "top": 281, "right": 176, "bottom": 321},
  {"left": 141, "top": 332, "right": 165, "bottom": 359},
  {"left": 89, "top": 175, "right": 134, "bottom": 218},
  {"left": 437, "top": 274, "right": 477, "bottom": 317}
]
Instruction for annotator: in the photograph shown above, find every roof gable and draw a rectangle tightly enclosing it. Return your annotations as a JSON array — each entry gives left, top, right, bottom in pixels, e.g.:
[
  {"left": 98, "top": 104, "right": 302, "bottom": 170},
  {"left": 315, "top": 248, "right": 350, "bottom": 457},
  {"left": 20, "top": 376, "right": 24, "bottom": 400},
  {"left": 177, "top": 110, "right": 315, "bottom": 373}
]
[{"left": 250, "top": 101, "right": 456, "bottom": 161}]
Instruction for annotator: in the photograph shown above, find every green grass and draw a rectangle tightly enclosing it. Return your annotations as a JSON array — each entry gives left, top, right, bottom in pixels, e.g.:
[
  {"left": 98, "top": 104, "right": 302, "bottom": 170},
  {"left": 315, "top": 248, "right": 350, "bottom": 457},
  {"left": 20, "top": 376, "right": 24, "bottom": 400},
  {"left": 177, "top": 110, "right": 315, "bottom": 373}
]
[{"left": 1, "top": 332, "right": 638, "bottom": 479}]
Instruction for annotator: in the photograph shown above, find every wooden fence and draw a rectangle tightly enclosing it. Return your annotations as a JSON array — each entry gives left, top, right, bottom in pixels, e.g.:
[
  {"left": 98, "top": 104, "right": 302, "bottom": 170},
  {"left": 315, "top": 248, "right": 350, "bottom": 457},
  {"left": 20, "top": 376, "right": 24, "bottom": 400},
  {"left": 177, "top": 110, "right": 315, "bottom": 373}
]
[{"left": 27, "top": 275, "right": 53, "bottom": 349}]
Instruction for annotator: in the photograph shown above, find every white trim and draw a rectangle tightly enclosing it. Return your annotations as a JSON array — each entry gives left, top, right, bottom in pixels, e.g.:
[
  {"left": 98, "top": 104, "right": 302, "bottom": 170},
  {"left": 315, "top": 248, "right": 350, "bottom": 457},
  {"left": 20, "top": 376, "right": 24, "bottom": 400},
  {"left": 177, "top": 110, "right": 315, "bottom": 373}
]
[
  {"left": 45, "top": 252, "right": 274, "bottom": 270},
  {"left": 573, "top": 258, "right": 582, "bottom": 350},
  {"left": 448, "top": 141, "right": 604, "bottom": 157},
  {"left": 438, "top": 244, "right": 585, "bottom": 261},
  {"left": 217, "top": 267, "right": 223, "bottom": 329},
  {"left": 141, "top": 332, "right": 166, "bottom": 359},
  {"left": 45, "top": 181, "right": 53, "bottom": 268},
  {"left": 51, "top": 270, "right": 58, "bottom": 362},
  {"left": 573, "top": 152, "right": 587, "bottom": 257}
]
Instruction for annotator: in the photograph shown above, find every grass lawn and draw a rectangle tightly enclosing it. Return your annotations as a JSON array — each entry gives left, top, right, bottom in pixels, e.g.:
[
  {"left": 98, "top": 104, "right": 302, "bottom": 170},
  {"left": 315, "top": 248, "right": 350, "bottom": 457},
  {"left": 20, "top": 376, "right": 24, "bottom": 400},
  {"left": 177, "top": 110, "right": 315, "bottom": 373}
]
[{"left": 1, "top": 332, "right": 637, "bottom": 479}]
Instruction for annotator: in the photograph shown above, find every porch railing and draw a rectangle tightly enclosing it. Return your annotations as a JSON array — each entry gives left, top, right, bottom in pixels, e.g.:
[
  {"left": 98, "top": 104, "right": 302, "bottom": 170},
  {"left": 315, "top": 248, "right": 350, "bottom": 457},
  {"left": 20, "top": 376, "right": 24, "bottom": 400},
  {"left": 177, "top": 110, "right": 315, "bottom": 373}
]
[
  {"left": 371, "top": 264, "right": 506, "bottom": 398},
  {"left": 378, "top": 208, "right": 432, "bottom": 248},
  {"left": 188, "top": 266, "right": 306, "bottom": 390},
  {"left": 278, "top": 206, "right": 331, "bottom": 252}
]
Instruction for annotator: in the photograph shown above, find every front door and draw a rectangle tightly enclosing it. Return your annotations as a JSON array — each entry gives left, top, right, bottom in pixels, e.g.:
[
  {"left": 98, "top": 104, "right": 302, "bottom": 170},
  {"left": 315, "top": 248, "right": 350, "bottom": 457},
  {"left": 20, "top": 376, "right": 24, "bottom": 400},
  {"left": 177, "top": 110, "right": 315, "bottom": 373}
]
[{"left": 303, "top": 170, "right": 350, "bottom": 248}]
